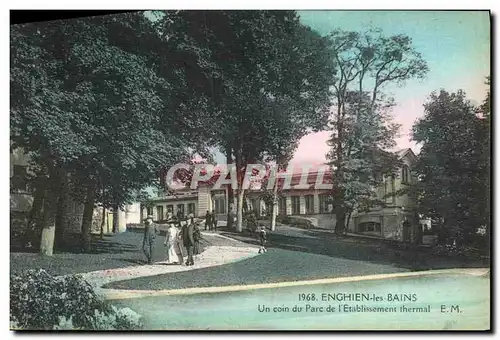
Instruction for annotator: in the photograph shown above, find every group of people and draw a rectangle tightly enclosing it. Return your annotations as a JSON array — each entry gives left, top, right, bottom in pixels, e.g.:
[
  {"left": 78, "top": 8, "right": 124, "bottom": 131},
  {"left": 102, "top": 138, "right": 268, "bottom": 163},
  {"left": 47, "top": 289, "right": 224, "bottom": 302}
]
[
  {"left": 204, "top": 210, "right": 218, "bottom": 231},
  {"left": 142, "top": 214, "right": 201, "bottom": 266},
  {"left": 142, "top": 211, "right": 270, "bottom": 265}
]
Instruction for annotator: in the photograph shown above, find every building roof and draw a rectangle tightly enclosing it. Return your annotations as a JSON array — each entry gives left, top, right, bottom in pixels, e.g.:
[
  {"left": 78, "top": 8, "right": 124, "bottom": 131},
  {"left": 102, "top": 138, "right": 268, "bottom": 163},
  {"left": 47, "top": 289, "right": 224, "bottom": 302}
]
[
  {"left": 395, "top": 148, "right": 416, "bottom": 160},
  {"left": 272, "top": 170, "right": 333, "bottom": 190},
  {"left": 166, "top": 167, "right": 334, "bottom": 192}
]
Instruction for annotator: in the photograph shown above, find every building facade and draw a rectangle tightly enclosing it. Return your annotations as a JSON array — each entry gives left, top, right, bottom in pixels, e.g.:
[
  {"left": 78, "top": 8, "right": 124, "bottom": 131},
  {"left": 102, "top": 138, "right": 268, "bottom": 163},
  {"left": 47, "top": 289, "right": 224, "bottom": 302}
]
[
  {"left": 143, "top": 148, "right": 421, "bottom": 242},
  {"left": 10, "top": 148, "right": 140, "bottom": 235}
]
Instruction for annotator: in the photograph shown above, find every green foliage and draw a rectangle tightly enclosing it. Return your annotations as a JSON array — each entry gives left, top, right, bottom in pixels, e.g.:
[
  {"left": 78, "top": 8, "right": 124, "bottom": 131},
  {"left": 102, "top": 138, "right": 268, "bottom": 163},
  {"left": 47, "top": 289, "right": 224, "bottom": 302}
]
[
  {"left": 411, "top": 89, "right": 490, "bottom": 247},
  {"left": 277, "top": 215, "right": 314, "bottom": 229},
  {"left": 10, "top": 269, "right": 143, "bottom": 330},
  {"left": 243, "top": 211, "right": 258, "bottom": 232},
  {"left": 325, "top": 29, "right": 428, "bottom": 233}
]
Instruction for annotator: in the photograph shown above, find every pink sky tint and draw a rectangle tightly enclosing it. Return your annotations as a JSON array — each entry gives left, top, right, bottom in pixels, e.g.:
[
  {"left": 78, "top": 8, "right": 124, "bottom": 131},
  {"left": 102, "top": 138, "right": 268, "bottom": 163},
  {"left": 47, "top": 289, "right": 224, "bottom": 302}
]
[
  {"left": 289, "top": 11, "right": 490, "bottom": 166},
  {"left": 291, "top": 81, "right": 489, "bottom": 166}
]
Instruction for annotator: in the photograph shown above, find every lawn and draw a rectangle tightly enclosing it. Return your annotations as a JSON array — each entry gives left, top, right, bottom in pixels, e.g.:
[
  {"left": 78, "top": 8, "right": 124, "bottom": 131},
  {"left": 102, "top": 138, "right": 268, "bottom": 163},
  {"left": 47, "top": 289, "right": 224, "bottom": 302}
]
[{"left": 10, "top": 230, "right": 222, "bottom": 276}]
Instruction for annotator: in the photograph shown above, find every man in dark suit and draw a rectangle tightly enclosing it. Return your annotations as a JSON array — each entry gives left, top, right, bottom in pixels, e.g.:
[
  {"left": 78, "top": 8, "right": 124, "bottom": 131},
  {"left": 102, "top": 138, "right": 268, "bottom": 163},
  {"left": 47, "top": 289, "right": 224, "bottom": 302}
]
[
  {"left": 182, "top": 217, "right": 195, "bottom": 266},
  {"left": 143, "top": 215, "right": 159, "bottom": 264},
  {"left": 205, "top": 210, "right": 211, "bottom": 231}
]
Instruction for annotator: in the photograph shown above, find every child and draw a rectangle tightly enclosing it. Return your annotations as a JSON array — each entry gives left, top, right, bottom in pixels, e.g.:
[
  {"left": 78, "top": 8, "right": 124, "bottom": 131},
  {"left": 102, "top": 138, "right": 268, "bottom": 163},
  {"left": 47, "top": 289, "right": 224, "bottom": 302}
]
[{"left": 257, "top": 225, "right": 268, "bottom": 254}]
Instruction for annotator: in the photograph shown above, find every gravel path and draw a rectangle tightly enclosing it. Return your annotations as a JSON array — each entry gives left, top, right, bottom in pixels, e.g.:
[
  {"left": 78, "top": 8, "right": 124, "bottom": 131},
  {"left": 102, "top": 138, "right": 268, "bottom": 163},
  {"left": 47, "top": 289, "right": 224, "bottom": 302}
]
[
  {"left": 10, "top": 230, "right": 251, "bottom": 277},
  {"left": 104, "top": 247, "right": 408, "bottom": 291},
  {"left": 79, "top": 244, "right": 259, "bottom": 297}
]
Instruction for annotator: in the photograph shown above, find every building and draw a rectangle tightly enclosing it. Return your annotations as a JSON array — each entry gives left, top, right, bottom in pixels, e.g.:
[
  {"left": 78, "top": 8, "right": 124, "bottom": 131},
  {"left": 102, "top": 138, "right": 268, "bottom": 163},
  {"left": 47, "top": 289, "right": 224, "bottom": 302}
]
[
  {"left": 349, "top": 148, "right": 420, "bottom": 242},
  {"left": 10, "top": 148, "right": 140, "bottom": 236},
  {"left": 143, "top": 148, "right": 421, "bottom": 242}
]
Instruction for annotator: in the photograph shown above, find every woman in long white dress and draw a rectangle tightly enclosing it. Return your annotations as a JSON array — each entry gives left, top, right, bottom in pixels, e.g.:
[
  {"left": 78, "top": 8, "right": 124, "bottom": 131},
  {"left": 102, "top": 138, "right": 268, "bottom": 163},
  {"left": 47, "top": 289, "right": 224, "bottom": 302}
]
[{"left": 164, "top": 223, "right": 183, "bottom": 264}]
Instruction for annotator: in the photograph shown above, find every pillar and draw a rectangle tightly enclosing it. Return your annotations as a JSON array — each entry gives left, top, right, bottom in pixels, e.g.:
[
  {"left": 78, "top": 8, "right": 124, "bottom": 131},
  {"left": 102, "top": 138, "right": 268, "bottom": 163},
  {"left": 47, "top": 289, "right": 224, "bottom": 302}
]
[
  {"left": 286, "top": 196, "right": 292, "bottom": 215},
  {"left": 313, "top": 194, "right": 320, "bottom": 214},
  {"left": 299, "top": 196, "right": 306, "bottom": 215},
  {"left": 117, "top": 209, "right": 127, "bottom": 233}
]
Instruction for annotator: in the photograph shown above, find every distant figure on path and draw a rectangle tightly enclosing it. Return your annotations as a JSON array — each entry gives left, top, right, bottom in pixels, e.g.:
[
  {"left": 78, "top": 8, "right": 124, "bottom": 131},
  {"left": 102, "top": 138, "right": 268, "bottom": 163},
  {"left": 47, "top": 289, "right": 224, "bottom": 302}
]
[
  {"left": 205, "top": 210, "right": 211, "bottom": 231},
  {"left": 193, "top": 220, "right": 201, "bottom": 256},
  {"left": 257, "top": 225, "right": 268, "bottom": 254},
  {"left": 164, "top": 221, "right": 182, "bottom": 264},
  {"left": 211, "top": 210, "right": 218, "bottom": 231},
  {"left": 143, "top": 215, "right": 159, "bottom": 264},
  {"left": 182, "top": 217, "right": 195, "bottom": 266}
]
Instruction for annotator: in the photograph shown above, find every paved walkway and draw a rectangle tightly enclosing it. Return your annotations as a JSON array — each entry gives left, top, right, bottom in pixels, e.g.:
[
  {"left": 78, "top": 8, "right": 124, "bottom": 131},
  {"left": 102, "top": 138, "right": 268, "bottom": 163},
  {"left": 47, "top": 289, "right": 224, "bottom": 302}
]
[{"left": 77, "top": 233, "right": 259, "bottom": 298}]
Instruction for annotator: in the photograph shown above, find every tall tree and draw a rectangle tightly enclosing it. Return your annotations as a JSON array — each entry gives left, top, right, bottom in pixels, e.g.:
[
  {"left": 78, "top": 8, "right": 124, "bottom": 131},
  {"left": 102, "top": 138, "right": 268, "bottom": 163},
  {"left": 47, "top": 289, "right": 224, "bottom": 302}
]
[
  {"left": 175, "top": 11, "right": 335, "bottom": 232},
  {"left": 412, "top": 89, "right": 490, "bottom": 248},
  {"left": 325, "top": 29, "right": 428, "bottom": 234},
  {"left": 10, "top": 12, "right": 215, "bottom": 253}
]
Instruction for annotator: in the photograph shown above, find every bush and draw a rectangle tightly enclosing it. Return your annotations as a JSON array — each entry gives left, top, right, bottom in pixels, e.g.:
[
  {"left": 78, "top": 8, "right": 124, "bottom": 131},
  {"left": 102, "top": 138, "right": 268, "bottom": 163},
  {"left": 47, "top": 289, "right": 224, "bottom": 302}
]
[
  {"left": 10, "top": 269, "right": 143, "bottom": 330},
  {"left": 243, "top": 212, "right": 258, "bottom": 232},
  {"left": 277, "top": 216, "right": 314, "bottom": 229},
  {"left": 276, "top": 215, "right": 291, "bottom": 225}
]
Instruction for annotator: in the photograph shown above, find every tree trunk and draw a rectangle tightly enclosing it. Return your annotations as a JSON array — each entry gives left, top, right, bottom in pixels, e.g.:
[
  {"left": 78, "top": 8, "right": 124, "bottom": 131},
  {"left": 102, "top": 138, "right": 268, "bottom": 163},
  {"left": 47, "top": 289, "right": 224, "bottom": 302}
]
[
  {"left": 334, "top": 205, "right": 346, "bottom": 235},
  {"left": 106, "top": 210, "right": 112, "bottom": 233},
  {"left": 54, "top": 169, "right": 69, "bottom": 250},
  {"left": 27, "top": 179, "right": 45, "bottom": 248},
  {"left": 345, "top": 209, "right": 352, "bottom": 235},
  {"left": 39, "top": 170, "right": 58, "bottom": 256},
  {"left": 225, "top": 146, "right": 235, "bottom": 229},
  {"left": 234, "top": 146, "right": 244, "bottom": 233},
  {"left": 243, "top": 191, "right": 249, "bottom": 213},
  {"left": 334, "top": 98, "right": 347, "bottom": 236},
  {"left": 236, "top": 189, "right": 245, "bottom": 232},
  {"left": 270, "top": 182, "right": 279, "bottom": 231},
  {"left": 112, "top": 204, "right": 119, "bottom": 233},
  {"left": 81, "top": 183, "right": 96, "bottom": 252},
  {"left": 39, "top": 194, "right": 57, "bottom": 256},
  {"left": 100, "top": 206, "right": 106, "bottom": 239}
]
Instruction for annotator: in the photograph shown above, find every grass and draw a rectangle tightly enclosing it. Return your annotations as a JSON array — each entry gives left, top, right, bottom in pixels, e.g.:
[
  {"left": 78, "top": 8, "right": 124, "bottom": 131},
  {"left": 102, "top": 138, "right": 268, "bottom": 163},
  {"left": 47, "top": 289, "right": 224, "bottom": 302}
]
[{"left": 10, "top": 231, "right": 224, "bottom": 277}]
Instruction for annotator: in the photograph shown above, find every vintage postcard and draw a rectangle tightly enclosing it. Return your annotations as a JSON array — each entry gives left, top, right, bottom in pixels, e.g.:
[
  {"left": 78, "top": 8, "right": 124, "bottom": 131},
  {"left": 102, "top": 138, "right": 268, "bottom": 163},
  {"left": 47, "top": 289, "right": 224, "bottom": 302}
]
[{"left": 9, "top": 9, "right": 491, "bottom": 331}]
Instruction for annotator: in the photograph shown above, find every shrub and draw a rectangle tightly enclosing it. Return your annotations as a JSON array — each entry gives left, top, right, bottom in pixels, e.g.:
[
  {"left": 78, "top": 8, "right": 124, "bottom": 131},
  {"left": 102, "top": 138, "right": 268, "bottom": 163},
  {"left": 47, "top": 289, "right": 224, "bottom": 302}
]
[
  {"left": 10, "top": 269, "right": 143, "bottom": 330},
  {"left": 276, "top": 215, "right": 291, "bottom": 225},
  {"left": 243, "top": 212, "right": 258, "bottom": 232},
  {"left": 285, "top": 216, "right": 314, "bottom": 229}
]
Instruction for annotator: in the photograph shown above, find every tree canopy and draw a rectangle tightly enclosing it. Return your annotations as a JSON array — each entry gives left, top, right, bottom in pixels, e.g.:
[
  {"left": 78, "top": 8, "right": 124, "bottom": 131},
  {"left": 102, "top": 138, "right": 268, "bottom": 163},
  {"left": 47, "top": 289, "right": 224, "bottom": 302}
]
[{"left": 411, "top": 87, "right": 490, "bottom": 248}]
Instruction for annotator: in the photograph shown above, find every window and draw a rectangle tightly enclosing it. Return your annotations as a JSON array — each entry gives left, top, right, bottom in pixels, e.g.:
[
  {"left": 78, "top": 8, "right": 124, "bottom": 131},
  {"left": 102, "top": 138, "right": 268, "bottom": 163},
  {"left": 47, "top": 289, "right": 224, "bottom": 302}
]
[
  {"left": 188, "top": 203, "right": 195, "bottom": 215},
  {"left": 156, "top": 206, "right": 164, "bottom": 221},
  {"left": 166, "top": 205, "right": 173, "bottom": 213},
  {"left": 384, "top": 175, "right": 396, "bottom": 204},
  {"left": 279, "top": 197, "right": 287, "bottom": 215},
  {"left": 11, "top": 165, "right": 28, "bottom": 192},
  {"left": 214, "top": 197, "right": 226, "bottom": 214},
  {"left": 291, "top": 196, "right": 301, "bottom": 215},
  {"left": 305, "top": 195, "right": 315, "bottom": 214},
  {"left": 358, "top": 222, "right": 381, "bottom": 233},
  {"left": 251, "top": 199, "right": 260, "bottom": 215},
  {"left": 264, "top": 201, "right": 272, "bottom": 216},
  {"left": 147, "top": 206, "right": 153, "bottom": 216},
  {"left": 319, "top": 194, "right": 330, "bottom": 213},
  {"left": 401, "top": 165, "right": 410, "bottom": 184},
  {"left": 176, "top": 204, "right": 185, "bottom": 217}
]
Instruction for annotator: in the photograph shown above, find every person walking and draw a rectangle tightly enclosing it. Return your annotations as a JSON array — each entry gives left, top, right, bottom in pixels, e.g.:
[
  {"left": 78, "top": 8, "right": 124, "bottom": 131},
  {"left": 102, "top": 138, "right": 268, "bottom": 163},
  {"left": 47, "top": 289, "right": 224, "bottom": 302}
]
[
  {"left": 142, "top": 215, "right": 159, "bottom": 264},
  {"left": 164, "top": 220, "right": 182, "bottom": 264},
  {"left": 182, "top": 217, "right": 195, "bottom": 266},
  {"left": 204, "top": 210, "right": 211, "bottom": 231},
  {"left": 257, "top": 225, "right": 268, "bottom": 254},
  {"left": 211, "top": 210, "right": 218, "bottom": 231},
  {"left": 193, "top": 219, "right": 201, "bottom": 256},
  {"left": 174, "top": 217, "right": 185, "bottom": 263}
]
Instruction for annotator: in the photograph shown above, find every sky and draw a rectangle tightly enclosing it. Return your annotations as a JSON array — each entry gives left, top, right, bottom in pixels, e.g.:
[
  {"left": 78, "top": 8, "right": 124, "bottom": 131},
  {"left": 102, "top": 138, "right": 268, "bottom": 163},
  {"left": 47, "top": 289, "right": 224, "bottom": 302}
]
[
  {"left": 289, "top": 10, "right": 491, "bottom": 165},
  {"left": 208, "top": 11, "right": 490, "bottom": 166}
]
